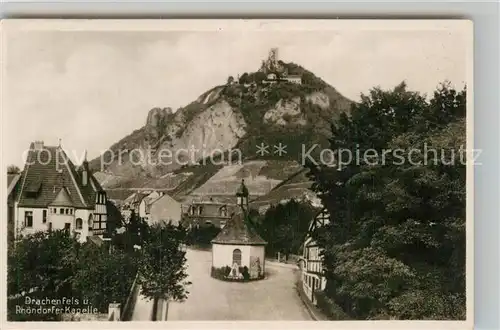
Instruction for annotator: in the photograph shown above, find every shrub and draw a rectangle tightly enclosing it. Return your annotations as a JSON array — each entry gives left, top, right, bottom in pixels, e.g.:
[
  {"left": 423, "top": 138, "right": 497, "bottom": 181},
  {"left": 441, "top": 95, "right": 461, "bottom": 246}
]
[
  {"left": 211, "top": 266, "right": 264, "bottom": 282},
  {"left": 239, "top": 266, "right": 250, "bottom": 281},
  {"left": 314, "top": 291, "right": 350, "bottom": 320},
  {"left": 211, "top": 266, "right": 231, "bottom": 280}
]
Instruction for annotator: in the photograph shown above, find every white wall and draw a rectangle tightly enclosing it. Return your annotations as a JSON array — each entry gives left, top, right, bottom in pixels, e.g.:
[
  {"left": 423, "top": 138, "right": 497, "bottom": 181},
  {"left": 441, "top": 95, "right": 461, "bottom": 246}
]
[
  {"left": 15, "top": 206, "right": 91, "bottom": 243},
  {"left": 212, "top": 244, "right": 251, "bottom": 268},
  {"left": 16, "top": 207, "right": 48, "bottom": 236},
  {"left": 139, "top": 191, "right": 160, "bottom": 219}
]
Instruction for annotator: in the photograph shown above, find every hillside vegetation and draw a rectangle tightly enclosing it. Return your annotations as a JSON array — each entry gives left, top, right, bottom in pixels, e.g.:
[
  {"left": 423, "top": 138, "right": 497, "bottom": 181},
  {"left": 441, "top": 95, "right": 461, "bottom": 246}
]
[
  {"left": 90, "top": 54, "right": 354, "bottom": 198},
  {"left": 307, "top": 82, "right": 467, "bottom": 320}
]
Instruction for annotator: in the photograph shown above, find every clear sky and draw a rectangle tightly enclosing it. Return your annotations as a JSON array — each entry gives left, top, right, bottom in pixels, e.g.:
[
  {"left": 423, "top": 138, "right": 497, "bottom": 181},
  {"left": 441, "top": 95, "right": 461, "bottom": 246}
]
[{"left": 2, "top": 21, "right": 469, "bottom": 168}]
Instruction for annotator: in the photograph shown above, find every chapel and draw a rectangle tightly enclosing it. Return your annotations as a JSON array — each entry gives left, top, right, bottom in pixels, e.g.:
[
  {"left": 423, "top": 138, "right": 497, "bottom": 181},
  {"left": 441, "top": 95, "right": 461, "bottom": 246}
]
[{"left": 211, "top": 179, "right": 267, "bottom": 280}]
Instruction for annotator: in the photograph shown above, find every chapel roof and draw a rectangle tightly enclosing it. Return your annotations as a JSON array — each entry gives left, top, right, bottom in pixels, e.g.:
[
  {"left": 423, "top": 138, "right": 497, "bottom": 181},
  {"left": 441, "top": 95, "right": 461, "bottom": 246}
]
[{"left": 211, "top": 212, "right": 267, "bottom": 246}]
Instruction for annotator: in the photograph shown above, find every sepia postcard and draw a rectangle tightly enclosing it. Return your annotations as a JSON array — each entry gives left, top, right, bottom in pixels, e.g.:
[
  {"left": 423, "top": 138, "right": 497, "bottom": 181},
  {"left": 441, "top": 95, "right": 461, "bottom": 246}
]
[{"left": 1, "top": 19, "right": 473, "bottom": 330}]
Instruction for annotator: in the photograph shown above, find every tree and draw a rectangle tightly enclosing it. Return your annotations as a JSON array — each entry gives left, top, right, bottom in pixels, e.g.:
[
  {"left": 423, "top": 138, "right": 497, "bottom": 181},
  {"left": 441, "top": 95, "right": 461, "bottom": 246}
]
[
  {"left": 73, "top": 242, "right": 138, "bottom": 312},
  {"left": 306, "top": 82, "right": 466, "bottom": 320},
  {"left": 254, "top": 71, "right": 267, "bottom": 84},
  {"left": 256, "top": 199, "right": 315, "bottom": 258},
  {"left": 138, "top": 223, "right": 191, "bottom": 303},
  {"left": 7, "top": 230, "right": 139, "bottom": 320},
  {"left": 227, "top": 76, "right": 235, "bottom": 85},
  {"left": 7, "top": 165, "right": 20, "bottom": 174},
  {"left": 8, "top": 230, "right": 78, "bottom": 300},
  {"left": 106, "top": 200, "right": 123, "bottom": 237},
  {"left": 239, "top": 72, "right": 250, "bottom": 84}
]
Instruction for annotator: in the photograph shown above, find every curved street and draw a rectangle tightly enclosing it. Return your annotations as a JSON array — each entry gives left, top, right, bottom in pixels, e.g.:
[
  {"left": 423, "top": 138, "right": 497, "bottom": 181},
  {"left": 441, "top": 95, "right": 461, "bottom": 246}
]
[{"left": 167, "top": 248, "right": 312, "bottom": 321}]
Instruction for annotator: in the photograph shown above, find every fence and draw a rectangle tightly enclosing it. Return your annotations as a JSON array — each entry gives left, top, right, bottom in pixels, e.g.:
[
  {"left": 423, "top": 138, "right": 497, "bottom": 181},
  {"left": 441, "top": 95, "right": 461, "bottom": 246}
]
[{"left": 273, "top": 252, "right": 300, "bottom": 264}]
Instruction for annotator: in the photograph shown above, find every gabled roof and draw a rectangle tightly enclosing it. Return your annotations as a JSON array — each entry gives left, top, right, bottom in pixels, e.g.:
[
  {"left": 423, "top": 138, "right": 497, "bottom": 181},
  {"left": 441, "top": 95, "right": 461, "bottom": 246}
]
[
  {"left": 150, "top": 192, "right": 180, "bottom": 207},
  {"left": 17, "top": 143, "right": 103, "bottom": 209},
  {"left": 50, "top": 187, "right": 74, "bottom": 207},
  {"left": 106, "top": 189, "right": 136, "bottom": 202},
  {"left": 7, "top": 173, "right": 21, "bottom": 197},
  {"left": 308, "top": 207, "right": 330, "bottom": 233},
  {"left": 211, "top": 212, "right": 267, "bottom": 245},
  {"left": 132, "top": 192, "right": 149, "bottom": 205}
]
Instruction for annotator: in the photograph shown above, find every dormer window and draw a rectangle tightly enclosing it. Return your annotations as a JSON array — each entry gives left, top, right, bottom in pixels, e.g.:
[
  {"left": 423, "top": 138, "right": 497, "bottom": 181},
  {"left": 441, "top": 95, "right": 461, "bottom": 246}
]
[{"left": 25, "top": 179, "right": 42, "bottom": 198}]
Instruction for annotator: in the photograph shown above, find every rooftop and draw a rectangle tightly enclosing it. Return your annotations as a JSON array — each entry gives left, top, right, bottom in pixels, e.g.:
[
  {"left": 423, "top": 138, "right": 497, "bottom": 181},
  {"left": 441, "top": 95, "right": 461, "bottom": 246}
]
[
  {"left": 17, "top": 142, "right": 103, "bottom": 209},
  {"left": 211, "top": 212, "right": 267, "bottom": 246}
]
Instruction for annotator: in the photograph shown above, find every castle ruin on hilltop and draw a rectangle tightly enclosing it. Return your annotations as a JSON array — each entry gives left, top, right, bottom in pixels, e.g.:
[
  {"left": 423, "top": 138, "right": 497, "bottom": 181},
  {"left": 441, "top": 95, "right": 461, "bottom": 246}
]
[{"left": 258, "top": 48, "right": 302, "bottom": 85}]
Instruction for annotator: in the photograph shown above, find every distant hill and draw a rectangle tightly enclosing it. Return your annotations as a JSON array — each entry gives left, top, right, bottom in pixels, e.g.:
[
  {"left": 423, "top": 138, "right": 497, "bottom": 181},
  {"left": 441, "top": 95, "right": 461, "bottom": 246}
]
[{"left": 90, "top": 49, "right": 354, "bottom": 209}]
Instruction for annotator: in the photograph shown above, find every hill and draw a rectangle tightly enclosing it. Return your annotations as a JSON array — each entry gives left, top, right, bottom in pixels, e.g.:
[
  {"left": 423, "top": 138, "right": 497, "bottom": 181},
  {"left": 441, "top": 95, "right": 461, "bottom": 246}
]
[{"left": 90, "top": 49, "right": 354, "bottom": 206}]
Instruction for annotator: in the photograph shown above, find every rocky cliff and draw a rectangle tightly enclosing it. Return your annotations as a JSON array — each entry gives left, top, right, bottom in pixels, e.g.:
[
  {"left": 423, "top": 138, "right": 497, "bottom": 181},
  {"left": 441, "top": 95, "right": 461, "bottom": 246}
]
[{"left": 90, "top": 57, "right": 354, "bottom": 204}]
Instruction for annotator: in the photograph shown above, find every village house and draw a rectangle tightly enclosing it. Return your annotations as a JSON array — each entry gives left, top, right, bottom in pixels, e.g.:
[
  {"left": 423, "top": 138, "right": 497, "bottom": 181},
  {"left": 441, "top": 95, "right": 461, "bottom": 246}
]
[
  {"left": 120, "top": 191, "right": 155, "bottom": 221},
  {"left": 118, "top": 190, "right": 182, "bottom": 227},
  {"left": 284, "top": 75, "right": 302, "bottom": 84},
  {"left": 181, "top": 198, "right": 239, "bottom": 229},
  {"left": 211, "top": 180, "right": 267, "bottom": 280},
  {"left": 148, "top": 192, "right": 182, "bottom": 226},
  {"left": 138, "top": 191, "right": 161, "bottom": 222},
  {"left": 13, "top": 141, "right": 110, "bottom": 243},
  {"left": 299, "top": 207, "right": 330, "bottom": 305}
]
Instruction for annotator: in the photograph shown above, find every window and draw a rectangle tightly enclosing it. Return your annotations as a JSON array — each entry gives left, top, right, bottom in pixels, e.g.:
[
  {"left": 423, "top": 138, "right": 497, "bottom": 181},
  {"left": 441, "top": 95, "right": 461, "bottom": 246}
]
[
  {"left": 48, "top": 222, "right": 53, "bottom": 231},
  {"left": 232, "top": 249, "right": 242, "bottom": 266},
  {"left": 64, "top": 223, "right": 71, "bottom": 231},
  {"left": 24, "top": 211, "right": 33, "bottom": 228},
  {"left": 88, "top": 214, "right": 93, "bottom": 230},
  {"left": 42, "top": 210, "right": 47, "bottom": 223},
  {"left": 76, "top": 218, "right": 83, "bottom": 230},
  {"left": 65, "top": 209, "right": 69, "bottom": 215},
  {"left": 70, "top": 209, "right": 73, "bottom": 215},
  {"left": 60, "top": 208, "right": 64, "bottom": 214},
  {"left": 198, "top": 206, "right": 203, "bottom": 215},
  {"left": 205, "top": 220, "right": 212, "bottom": 225}
]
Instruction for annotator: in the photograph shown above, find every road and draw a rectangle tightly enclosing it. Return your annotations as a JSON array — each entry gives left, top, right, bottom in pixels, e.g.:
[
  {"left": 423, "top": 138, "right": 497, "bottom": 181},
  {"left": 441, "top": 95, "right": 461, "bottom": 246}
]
[{"left": 167, "top": 248, "right": 312, "bottom": 321}]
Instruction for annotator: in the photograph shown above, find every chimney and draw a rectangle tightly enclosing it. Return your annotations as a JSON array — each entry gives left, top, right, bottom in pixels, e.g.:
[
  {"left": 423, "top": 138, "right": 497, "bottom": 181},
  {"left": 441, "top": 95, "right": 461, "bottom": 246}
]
[
  {"left": 82, "top": 170, "right": 88, "bottom": 186},
  {"left": 33, "top": 141, "right": 44, "bottom": 151}
]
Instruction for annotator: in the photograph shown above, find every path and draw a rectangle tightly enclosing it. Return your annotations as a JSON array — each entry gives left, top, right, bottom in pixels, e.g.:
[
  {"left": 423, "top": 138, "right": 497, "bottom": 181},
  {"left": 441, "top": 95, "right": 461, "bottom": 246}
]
[{"left": 167, "top": 248, "right": 312, "bottom": 321}]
